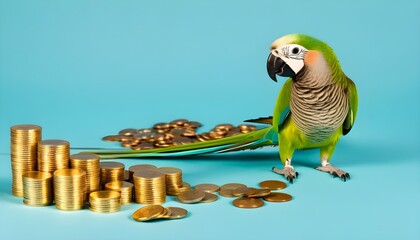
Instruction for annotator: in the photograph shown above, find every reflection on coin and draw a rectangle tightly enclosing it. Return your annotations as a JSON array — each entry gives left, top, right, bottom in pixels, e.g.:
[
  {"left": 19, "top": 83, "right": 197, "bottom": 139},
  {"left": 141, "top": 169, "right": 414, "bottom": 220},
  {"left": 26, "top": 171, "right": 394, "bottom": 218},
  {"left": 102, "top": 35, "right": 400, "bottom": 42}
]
[
  {"left": 259, "top": 180, "right": 287, "bottom": 190},
  {"left": 177, "top": 189, "right": 205, "bottom": 204},
  {"left": 233, "top": 197, "right": 264, "bottom": 208},
  {"left": 232, "top": 187, "right": 256, "bottom": 197},
  {"left": 132, "top": 205, "right": 164, "bottom": 222},
  {"left": 194, "top": 183, "right": 220, "bottom": 193},
  {"left": 200, "top": 192, "right": 218, "bottom": 203},
  {"left": 263, "top": 192, "right": 292, "bottom": 202}
]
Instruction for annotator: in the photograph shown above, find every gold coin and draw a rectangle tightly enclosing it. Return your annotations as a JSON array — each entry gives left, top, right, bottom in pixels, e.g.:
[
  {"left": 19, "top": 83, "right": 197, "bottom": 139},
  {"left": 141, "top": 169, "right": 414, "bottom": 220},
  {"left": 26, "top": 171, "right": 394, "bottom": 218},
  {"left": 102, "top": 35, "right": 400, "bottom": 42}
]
[
  {"left": 233, "top": 197, "right": 264, "bottom": 208},
  {"left": 177, "top": 189, "right": 205, "bottom": 203},
  {"left": 259, "top": 180, "right": 287, "bottom": 190},
  {"left": 157, "top": 208, "right": 172, "bottom": 218},
  {"left": 189, "top": 121, "right": 202, "bottom": 128},
  {"left": 194, "top": 183, "right": 220, "bottom": 193},
  {"left": 119, "top": 128, "right": 138, "bottom": 136},
  {"left": 219, "top": 183, "right": 247, "bottom": 197},
  {"left": 263, "top": 192, "right": 292, "bottom": 202},
  {"left": 132, "top": 205, "right": 165, "bottom": 222},
  {"left": 164, "top": 207, "right": 188, "bottom": 219},
  {"left": 200, "top": 192, "right": 218, "bottom": 203},
  {"left": 247, "top": 188, "right": 271, "bottom": 198},
  {"left": 232, "top": 187, "right": 256, "bottom": 197},
  {"left": 102, "top": 135, "right": 121, "bottom": 142}
]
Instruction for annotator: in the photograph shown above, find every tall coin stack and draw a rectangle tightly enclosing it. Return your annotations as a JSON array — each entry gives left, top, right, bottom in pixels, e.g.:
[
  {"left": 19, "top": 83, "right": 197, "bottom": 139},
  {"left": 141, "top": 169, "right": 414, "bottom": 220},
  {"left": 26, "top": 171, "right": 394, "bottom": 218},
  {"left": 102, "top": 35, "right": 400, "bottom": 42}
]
[
  {"left": 133, "top": 171, "right": 166, "bottom": 204},
  {"left": 100, "top": 162, "right": 125, "bottom": 187},
  {"left": 105, "top": 181, "right": 134, "bottom": 205},
  {"left": 10, "top": 124, "right": 42, "bottom": 197},
  {"left": 22, "top": 171, "right": 53, "bottom": 206},
  {"left": 54, "top": 169, "right": 86, "bottom": 211},
  {"left": 38, "top": 140, "right": 70, "bottom": 173},
  {"left": 70, "top": 153, "right": 100, "bottom": 198},
  {"left": 157, "top": 167, "right": 183, "bottom": 194},
  {"left": 128, "top": 164, "right": 157, "bottom": 182},
  {"left": 89, "top": 190, "right": 121, "bottom": 213}
]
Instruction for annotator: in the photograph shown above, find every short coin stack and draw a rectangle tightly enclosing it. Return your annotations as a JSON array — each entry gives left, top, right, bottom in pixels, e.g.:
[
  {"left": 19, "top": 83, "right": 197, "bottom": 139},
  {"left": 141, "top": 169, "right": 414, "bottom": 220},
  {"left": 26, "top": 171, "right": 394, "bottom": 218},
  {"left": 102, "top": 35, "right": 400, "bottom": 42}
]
[
  {"left": 157, "top": 167, "right": 183, "bottom": 194},
  {"left": 10, "top": 124, "right": 42, "bottom": 197},
  {"left": 105, "top": 181, "right": 133, "bottom": 205},
  {"left": 102, "top": 119, "right": 258, "bottom": 150},
  {"left": 38, "top": 140, "right": 70, "bottom": 174},
  {"left": 22, "top": 171, "right": 53, "bottom": 206},
  {"left": 132, "top": 205, "right": 188, "bottom": 222},
  {"left": 70, "top": 153, "right": 100, "bottom": 198},
  {"left": 89, "top": 190, "right": 121, "bottom": 213},
  {"left": 100, "top": 162, "right": 125, "bottom": 186},
  {"left": 133, "top": 170, "right": 166, "bottom": 204},
  {"left": 54, "top": 169, "right": 86, "bottom": 211}
]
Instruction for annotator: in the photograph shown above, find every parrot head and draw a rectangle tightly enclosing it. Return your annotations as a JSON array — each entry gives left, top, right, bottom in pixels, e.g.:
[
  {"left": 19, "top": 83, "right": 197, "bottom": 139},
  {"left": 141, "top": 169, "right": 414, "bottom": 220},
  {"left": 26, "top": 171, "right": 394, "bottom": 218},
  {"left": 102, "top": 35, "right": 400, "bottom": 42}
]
[{"left": 267, "top": 34, "right": 340, "bottom": 82}]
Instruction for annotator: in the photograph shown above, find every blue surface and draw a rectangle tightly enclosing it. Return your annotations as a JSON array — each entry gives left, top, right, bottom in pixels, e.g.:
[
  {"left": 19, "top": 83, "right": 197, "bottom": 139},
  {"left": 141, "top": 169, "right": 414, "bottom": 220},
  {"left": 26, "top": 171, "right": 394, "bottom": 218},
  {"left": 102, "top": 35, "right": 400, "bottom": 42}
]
[{"left": 0, "top": 0, "right": 419, "bottom": 239}]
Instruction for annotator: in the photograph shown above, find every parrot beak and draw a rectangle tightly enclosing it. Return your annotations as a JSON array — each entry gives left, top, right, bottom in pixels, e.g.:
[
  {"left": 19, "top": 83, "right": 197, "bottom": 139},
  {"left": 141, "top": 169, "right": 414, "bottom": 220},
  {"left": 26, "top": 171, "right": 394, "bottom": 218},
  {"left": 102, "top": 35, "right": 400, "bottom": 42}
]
[{"left": 267, "top": 53, "right": 295, "bottom": 82}]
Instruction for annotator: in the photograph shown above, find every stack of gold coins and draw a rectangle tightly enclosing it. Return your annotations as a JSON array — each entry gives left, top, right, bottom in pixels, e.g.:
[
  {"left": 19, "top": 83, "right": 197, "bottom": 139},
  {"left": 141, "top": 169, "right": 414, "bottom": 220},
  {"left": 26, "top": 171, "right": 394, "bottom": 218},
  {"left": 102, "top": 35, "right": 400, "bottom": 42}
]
[
  {"left": 89, "top": 190, "right": 121, "bottom": 213},
  {"left": 104, "top": 181, "right": 133, "bottom": 205},
  {"left": 10, "top": 124, "right": 42, "bottom": 197},
  {"left": 128, "top": 164, "right": 157, "bottom": 182},
  {"left": 100, "top": 162, "right": 125, "bottom": 187},
  {"left": 38, "top": 140, "right": 70, "bottom": 173},
  {"left": 54, "top": 169, "right": 86, "bottom": 211},
  {"left": 133, "top": 171, "right": 166, "bottom": 204},
  {"left": 70, "top": 153, "right": 100, "bottom": 198},
  {"left": 157, "top": 167, "right": 183, "bottom": 193},
  {"left": 22, "top": 171, "right": 53, "bottom": 206}
]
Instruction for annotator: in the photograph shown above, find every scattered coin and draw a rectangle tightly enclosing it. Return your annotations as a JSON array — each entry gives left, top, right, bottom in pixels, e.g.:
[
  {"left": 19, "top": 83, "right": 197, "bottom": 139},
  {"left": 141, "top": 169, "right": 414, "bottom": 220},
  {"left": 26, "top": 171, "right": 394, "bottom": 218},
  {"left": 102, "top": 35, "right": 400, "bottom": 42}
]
[
  {"left": 132, "top": 205, "right": 165, "bottom": 222},
  {"left": 233, "top": 197, "right": 264, "bottom": 209},
  {"left": 259, "top": 180, "right": 287, "bottom": 190},
  {"left": 164, "top": 207, "right": 188, "bottom": 219},
  {"left": 194, "top": 183, "right": 220, "bottom": 193},
  {"left": 247, "top": 188, "right": 271, "bottom": 198},
  {"left": 219, "top": 183, "right": 247, "bottom": 198},
  {"left": 232, "top": 187, "right": 256, "bottom": 197},
  {"left": 200, "top": 192, "right": 218, "bottom": 203},
  {"left": 177, "top": 189, "right": 205, "bottom": 203},
  {"left": 263, "top": 192, "right": 292, "bottom": 202}
]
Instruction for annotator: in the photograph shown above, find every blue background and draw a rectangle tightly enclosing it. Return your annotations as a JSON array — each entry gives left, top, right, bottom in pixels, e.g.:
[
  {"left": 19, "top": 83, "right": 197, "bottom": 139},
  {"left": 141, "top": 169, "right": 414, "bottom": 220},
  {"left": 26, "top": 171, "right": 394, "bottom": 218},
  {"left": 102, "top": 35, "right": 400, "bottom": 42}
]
[{"left": 0, "top": 0, "right": 419, "bottom": 239}]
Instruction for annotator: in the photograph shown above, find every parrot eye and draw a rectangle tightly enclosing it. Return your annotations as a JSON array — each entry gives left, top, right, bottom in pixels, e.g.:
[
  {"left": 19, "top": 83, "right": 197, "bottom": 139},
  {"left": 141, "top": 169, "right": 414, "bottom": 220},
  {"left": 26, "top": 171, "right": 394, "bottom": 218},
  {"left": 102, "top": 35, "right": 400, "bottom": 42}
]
[{"left": 292, "top": 47, "right": 299, "bottom": 54}]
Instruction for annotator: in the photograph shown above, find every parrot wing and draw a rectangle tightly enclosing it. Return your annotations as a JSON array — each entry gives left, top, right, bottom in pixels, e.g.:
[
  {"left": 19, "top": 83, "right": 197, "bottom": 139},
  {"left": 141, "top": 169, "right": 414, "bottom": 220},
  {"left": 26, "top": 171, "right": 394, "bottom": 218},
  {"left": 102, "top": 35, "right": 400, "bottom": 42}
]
[
  {"left": 273, "top": 78, "right": 293, "bottom": 132},
  {"left": 343, "top": 77, "right": 358, "bottom": 135}
]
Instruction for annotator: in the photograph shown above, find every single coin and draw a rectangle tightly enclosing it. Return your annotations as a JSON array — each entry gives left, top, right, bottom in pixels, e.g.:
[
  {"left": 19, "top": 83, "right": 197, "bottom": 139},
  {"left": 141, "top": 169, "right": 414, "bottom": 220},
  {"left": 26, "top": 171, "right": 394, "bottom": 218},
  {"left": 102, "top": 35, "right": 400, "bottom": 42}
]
[
  {"left": 100, "top": 162, "right": 125, "bottom": 170},
  {"left": 200, "top": 192, "right": 218, "bottom": 203},
  {"left": 259, "top": 180, "right": 287, "bottom": 190},
  {"left": 132, "top": 205, "right": 165, "bottom": 222},
  {"left": 194, "top": 183, "right": 220, "bottom": 193},
  {"left": 164, "top": 207, "right": 188, "bottom": 219},
  {"left": 232, "top": 187, "right": 256, "bottom": 197},
  {"left": 233, "top": 197, "right": 264, "bottom": 209},
  {"left": 220, "top": 183, "right": 247, "bottom": 191},
  {"left": 247, "top": 188, "right": 271, "bottom": 198},
  {"left": 177, "top": 189, "right": 205, "bottom": 204},
  {"left": 119, "top": 128, "right": 138, "bottom": 136},
  {"left": 102, "top": 135, "right": 121, "bottom": 142},
  {"left": 263, "top": 192, "right": 292, "bottom": 202},
  {"left": 129, "top": 164, "right": 157, "bottom": 173}
]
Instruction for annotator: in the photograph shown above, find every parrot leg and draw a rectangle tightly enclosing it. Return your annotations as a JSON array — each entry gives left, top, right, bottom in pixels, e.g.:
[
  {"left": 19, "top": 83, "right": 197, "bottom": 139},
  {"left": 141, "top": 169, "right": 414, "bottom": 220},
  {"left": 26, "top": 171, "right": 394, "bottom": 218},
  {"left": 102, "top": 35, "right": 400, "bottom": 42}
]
[
  {"left": 272, "top": 159, "right": 298, "bottom": 183},
  {"left": 316, "top": 158, "right": 350, "bottom": 182}
]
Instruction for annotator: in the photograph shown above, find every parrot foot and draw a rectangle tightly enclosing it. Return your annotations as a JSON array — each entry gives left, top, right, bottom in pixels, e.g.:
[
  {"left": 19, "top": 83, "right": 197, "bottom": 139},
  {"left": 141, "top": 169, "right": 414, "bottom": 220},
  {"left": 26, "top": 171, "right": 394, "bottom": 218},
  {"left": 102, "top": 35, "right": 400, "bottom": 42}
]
[
  {"left": 272, "top": 166, "right": 298, "bottom": 183},
  {"left": 315, "top": 164, "right": 350, "bottom": 182}
]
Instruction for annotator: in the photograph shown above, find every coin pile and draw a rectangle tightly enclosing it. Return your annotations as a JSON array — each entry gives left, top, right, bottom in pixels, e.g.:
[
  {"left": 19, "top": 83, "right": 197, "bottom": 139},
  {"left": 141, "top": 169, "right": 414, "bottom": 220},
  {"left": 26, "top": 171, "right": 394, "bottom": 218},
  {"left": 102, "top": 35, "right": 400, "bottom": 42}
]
[
  {"left": 100, "top": 162, "right": 125, "bottom": 186},
  {"left": 157, "top": 167, "right": 183, "bottom": 192},
  {"left": 128, "top": 164, "right": 157, "bottom": 181},
  {"left": 177, "top": 189, "right": 218, "bottom": 204},
  {"left": 54, "top": 169, "right": 86, "bottom": 211},
  {"left": 105, "top": 181, "right": 133, "bottom": 205},
  {"left": 38, "top": 140, "right": 70, "bottom": 174},
  {"left": 133, "top": 170, "right": 166, "bottom": 204},
  {"left": 102, "top": 119, "right": 258, "bottom": 150},
  {"left": 10, "top": 124, "right": 42, "bottom": 197},
  {"left": 89, "top": 190, "right": 121, "bottom": 213},
  {"left": 22, "top": 171, "right": 53, "bottom": 206},
  {"left": 70, "top": 153, "right": 100, "bottom": 198},
  {"left": 132, "top": 205, "right": 188, "bottom": 222}
]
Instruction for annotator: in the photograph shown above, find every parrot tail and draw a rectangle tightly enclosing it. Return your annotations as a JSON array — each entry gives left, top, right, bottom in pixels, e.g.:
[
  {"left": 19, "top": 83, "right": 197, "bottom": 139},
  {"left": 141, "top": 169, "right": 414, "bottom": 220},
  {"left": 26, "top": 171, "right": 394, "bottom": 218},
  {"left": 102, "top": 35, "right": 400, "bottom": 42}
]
[{"left": 87, "top": 127, "right": 277, "bottom": 159}]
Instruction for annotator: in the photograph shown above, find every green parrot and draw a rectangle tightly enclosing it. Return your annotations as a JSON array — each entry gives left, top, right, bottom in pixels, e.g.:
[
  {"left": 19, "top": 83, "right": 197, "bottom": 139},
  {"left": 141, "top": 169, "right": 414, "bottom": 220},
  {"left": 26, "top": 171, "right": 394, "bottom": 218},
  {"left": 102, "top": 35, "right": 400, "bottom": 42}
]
[{"left": 91, "top": 34, "right": 358, "bottom": 183}]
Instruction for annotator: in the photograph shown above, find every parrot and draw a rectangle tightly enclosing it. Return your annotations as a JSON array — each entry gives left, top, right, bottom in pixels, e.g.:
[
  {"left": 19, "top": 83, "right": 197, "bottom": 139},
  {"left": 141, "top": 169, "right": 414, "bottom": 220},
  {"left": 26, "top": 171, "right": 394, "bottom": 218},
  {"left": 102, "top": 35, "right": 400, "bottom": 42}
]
[{"left": 90, "top": 34, "right": 358, "bottom": 183}]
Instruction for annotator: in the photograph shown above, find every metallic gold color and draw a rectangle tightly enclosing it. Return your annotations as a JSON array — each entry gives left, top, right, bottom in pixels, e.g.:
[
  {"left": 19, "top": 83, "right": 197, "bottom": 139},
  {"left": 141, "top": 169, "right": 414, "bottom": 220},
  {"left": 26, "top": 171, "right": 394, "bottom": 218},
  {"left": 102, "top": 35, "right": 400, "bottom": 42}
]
[
  {"left": 100, "top": 162, "right": 125, "bottom": 186},
  {"left": 105, "top": 181, "right": 133, "bottom": 205},
  {"left": 37, "top": 140, "right": 70, "bottom": 174},
  {"left": 233, "top": 197, "right": 264, "bottom": 208},
  {"left": 70, "top": 153, "right": 100, "bottom": 198},
  {"left": 200, "top": 192, "right": 218, "bottom": 203},
  {"left": 263, "top": 192, "right": 293, "bottom": 202},
  {"left": 22, "top": 171, "right": 53, "bottom": 206},
  {"left": 133, "top": 171, "right": 166, "bottom": 204},
  {"left": 53, "top": 169, "right": 86, "bottom": 211},
  {"left": 89, "top": 190, "right": 121, "bottom": 213},
  {"left": 247, "top": 188, "right": 271, "bottom": 198},
  {"left": 177, "top": 189, "right": 205, "bottom": 204},
  {"left": 219, "top": 183, "right": 247, "bottom": 198},
  {"left": 128, "top": 164, "right": 157, "bottom": 181},
  {"left": 165, "top": 207, "right": 188, "bottom": 219},
  {"left": 259, "top": 180, "right": 287, "bottom": 190},
  {"left": 194, "top": 183, "right": 220, "bottom": 193},
  {"left": 132, "top": 205, "right": 165, "bottom": 222},
  {"left": 232, "top": 187, "right": 257, "bottom": 197}
]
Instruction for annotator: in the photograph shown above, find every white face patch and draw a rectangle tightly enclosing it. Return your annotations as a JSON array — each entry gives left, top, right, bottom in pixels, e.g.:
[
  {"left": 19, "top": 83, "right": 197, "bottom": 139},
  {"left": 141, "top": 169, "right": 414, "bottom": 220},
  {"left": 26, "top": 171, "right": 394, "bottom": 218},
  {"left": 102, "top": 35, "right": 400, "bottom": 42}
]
[{"left": 271, "top": 44, "right": 307, "bottom": 74}]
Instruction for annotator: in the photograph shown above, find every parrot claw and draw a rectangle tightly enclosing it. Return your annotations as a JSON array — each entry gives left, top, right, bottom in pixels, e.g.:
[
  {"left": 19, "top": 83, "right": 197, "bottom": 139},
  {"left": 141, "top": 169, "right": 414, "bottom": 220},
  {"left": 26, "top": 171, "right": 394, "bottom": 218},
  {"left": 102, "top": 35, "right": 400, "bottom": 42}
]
[
  {"left": 272, "top": 166, "right": 297, "bottom": 183},
  {"left": 316, "top": 164, "right": 350, "bottom": 182}
]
